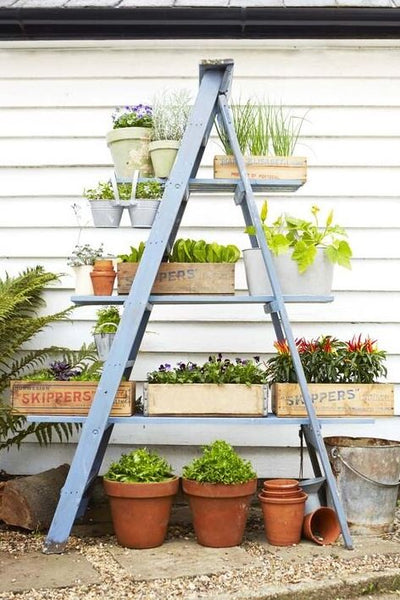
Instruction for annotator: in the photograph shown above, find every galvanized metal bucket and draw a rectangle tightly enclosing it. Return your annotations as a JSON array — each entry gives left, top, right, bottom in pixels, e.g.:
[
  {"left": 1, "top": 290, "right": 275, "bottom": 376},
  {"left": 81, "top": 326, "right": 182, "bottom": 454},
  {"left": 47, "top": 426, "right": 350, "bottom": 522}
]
[{"left": 324, "top": 436, "right": 400, "bottom": 535}]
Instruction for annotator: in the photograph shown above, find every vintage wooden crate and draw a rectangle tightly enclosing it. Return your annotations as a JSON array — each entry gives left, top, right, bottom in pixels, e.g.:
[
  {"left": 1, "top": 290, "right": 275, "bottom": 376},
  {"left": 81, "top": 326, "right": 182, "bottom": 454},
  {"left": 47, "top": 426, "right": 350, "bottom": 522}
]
[
  {"left": 271, "top": 383, "right": 394, "bottom": 417},
  {"left": 213, "top": 155, "right": 307, "bottom": 182},
  {"left": 10, "top": 381, "right": 135, "bottom": 416},
  {"left": 143, "top": 383, "right": 268, "bottom": 416},
  {"left": 117, "top": 262, "right": 235, "bottom": 295}
]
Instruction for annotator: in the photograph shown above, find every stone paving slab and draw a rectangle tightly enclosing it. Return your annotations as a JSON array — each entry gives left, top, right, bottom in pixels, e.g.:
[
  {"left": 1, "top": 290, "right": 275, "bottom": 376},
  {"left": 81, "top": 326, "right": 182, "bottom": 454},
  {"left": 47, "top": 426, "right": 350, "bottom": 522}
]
[
  {"left": 110, "top": 538, "right": 263, "bottom": 581},
  {"left": 0, "top": 551, "right": 99, "bottom": 593}
]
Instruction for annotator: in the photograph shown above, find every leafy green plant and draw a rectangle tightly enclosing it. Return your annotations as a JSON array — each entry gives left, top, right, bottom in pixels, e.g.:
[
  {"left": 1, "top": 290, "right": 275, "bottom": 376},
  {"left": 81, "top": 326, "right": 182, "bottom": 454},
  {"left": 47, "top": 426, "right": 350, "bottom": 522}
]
[
  {"left": 117, "top": 242, "right": 146, "bottom": 263},
  {"left": 265, "top": 335, "right": 387, "bottom": 384},
  {"left": 148, "top": 354, "right": 267, "bottom": 385},
  {"left": 0, "top": 267, "right": 76, "bottom": 451},
  {"left": 182, "top": 440, "right": 256, "bottom": 485},
  {"left": 169, "top": 239, "right": 240, "bottom": 263},
  {"left": 67, "top": 243, "right": 105, "bottom": 267},
  {"left": 245, "top": 202, "right": 352, "bottom": 273},
  {"left": 135, "top": 180, "right": 164, "bottom": 200},
  {"left": 93, "top": 306, "right": 120, "bottom": 334},
  {"left": 112, "top": 104, "right": 153, "bottom": 129},
  {"left": 151, "top": 89, "right": 192, "bottom": 142},
  {"left": 83, "top": 181, "right": 132, "bottom": 202},
  {"left": 23, "top": 344, "right": 103, "bottom": 382},
  {"left": 104, "top": 447, "right": 174, "bottom": 483}
]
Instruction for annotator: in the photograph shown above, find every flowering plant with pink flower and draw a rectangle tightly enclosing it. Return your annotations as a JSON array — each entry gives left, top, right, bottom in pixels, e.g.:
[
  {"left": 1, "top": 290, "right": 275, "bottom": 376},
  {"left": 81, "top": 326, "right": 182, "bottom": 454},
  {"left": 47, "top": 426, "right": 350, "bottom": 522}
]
[{"left": 112, "top": 104, "right": 153, "bottom": 129}]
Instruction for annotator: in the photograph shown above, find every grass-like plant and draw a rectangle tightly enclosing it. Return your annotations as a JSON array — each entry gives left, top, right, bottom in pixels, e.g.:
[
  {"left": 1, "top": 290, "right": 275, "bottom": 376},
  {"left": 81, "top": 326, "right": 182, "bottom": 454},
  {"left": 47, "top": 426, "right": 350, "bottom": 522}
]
[
  {"left": 104, "top": 448, "right": 174, "bottom": 483},
  {"left": 0, "top": 267, "right": 77, "bottom": 451},
  {"left": 182, "top": 440, "right": 257, "bottom": 485},
  {"left": 151, "top": 89, "right": 192, "bottom": 142},
  {"left": 269, "top": 104, "right": 304, "bottom": 157},
  {"left": 147, "top": 354, "right": 267, "bottom": 385}
]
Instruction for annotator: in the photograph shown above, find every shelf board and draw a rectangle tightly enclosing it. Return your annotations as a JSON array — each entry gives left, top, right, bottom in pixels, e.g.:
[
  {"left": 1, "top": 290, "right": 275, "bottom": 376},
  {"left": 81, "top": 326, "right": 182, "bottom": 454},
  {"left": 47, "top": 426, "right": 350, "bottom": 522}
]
[
  {"left": 71, "top": 294, "right": 334, "bottom": 306},
  {"left": 27, "top": 414, "right": 374, "bottom": 425},
  {"left": 116, "top": 177, "right": 304, "bottom": 194}
]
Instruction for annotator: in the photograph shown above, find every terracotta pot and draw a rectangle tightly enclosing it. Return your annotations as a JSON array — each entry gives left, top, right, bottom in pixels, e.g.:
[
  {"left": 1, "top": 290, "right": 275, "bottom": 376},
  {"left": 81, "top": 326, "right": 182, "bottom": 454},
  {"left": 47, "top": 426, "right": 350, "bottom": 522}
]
[
  {"left": 260, "top": 488, "right": 303, "bottom": 499},
  {"left": 263, "top": 478, "right": 299, "bottom": 491},
  {"left": 103, "top": 476, "right": 179, "bottom": 549},
  {"left": 90, "top": 260, "right": 116, "bottom": 296},
  {"left": 182, "top": 478, "right": 257, "bottom": 548},
  {"left": 259, "top": 491, "right": 307, "bottom": 546},
  {"left": 303, "top": 507, "right": 341, "bottom": 545}
]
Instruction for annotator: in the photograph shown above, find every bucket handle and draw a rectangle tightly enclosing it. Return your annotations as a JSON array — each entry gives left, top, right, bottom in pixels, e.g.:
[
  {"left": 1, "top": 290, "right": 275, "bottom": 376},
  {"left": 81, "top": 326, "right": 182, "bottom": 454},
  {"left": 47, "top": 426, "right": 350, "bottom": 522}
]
[
  {"left": 95, "top": 322, "right": 119, "bottom": 333},
  {"left": 331, "top": 447, "right": 400, "bottom": 488}
]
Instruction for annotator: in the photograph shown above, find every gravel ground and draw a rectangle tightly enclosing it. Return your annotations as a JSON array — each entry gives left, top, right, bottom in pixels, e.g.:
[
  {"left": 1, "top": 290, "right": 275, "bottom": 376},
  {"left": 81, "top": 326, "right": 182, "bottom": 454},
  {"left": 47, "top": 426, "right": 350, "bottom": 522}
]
[{"left": 1, "top": 506, "right": 400, "bottom": 600}]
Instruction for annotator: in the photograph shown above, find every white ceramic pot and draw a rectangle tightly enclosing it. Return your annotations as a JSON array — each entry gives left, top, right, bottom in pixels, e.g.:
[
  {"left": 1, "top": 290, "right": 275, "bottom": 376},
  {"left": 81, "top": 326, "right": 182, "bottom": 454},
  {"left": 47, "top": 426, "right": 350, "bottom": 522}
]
[
  {"left": 106, "top": 126, "right": 153, "bottom": 178},
  {"left": 73, "top": 265, "right": 94, "bottom": 295},
  {"left": 242, "top": 248, "right": 334, "bottom": 296}
]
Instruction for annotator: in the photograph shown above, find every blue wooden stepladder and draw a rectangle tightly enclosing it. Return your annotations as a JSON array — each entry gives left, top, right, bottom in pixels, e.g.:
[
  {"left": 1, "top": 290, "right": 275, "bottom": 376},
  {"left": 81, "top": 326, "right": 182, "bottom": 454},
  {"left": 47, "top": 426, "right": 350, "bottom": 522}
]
[{"left": 30, "top": 58, "right": 354, "bottom": 553}]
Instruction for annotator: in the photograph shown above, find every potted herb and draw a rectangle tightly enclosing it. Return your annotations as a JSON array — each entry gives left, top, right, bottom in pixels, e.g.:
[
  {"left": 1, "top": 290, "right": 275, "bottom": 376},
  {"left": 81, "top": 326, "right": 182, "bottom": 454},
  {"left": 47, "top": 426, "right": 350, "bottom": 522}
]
[
  {"left": 117, "top": 238, "right": 241, "bottom": 295},
  {"left": 67, "top": 243, "right": 104, "bottom": 295},
  {"left": 84, "top": 181, "right": 131, "bottom": 228},
  {"left": 182, "top": 440, "right": 257, "bottom": 547},
  {"left": 214, "top": 100, "right": 307, "bottom": 182},
  {"left": 92, "top": 306, "right": 121, "bottom": 361},
  {"left": 128, "top": 180, "right": 164, "bottom": 228},
  {"left": 106, "top": 104, "right": 153, "bottom": 178},
  {"left": 243, "top": 202, "right": 352, "bottom": 296},
  {"left": 10, "top": 344, "right": 135, "bottom": 417},
  {"left": 266, "top": 335, "right": 393, "bottom": 416},
  {"left": 149, "top": 89, "right": 192, "bottom": 178},
  {"left": 103, "top": 448, "right": 179, "bottom": 548},
  {"left": 144, "top": 353, "right": 268, "bottom": 416}
]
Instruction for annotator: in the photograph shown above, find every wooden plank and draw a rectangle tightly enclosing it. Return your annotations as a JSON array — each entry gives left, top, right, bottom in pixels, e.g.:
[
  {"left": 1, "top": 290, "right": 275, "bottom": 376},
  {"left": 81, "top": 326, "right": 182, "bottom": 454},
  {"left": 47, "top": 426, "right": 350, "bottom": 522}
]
[
  {"left": 213, "top": 155, "right": 307, "bottom": 182},
  {"left": 10, "top": 381, "right": 135, "bottom": 416},
  {"left": 144, "top": 383, "right": 267, "bottom": 416},
  {"left": 271, "top": 383, "right": 394, "bottom": 417},
  {"left": 117, "top": 263, "right": 235, "bottom": 295}
]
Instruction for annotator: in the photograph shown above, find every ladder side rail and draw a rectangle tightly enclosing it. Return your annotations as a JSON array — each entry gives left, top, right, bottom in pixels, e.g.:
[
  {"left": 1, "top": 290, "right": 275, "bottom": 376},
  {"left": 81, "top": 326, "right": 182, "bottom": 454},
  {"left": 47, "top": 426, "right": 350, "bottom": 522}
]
[
  {"left": 217, "top": 93, "right": 353, "bottom": 549},
  {"left": 43, "top": 66, "right": 229, "bottom": 554}
]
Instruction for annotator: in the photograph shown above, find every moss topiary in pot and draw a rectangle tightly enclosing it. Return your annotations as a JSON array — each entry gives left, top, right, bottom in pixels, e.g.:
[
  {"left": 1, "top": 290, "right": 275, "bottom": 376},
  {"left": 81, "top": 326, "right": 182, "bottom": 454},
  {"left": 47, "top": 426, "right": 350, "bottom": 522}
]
[
  {"left": 103, "top": 448, "right": 179, "bottom": 549},
  {"left": 182, "top": 440, "right": 257, "bottom": 548}
]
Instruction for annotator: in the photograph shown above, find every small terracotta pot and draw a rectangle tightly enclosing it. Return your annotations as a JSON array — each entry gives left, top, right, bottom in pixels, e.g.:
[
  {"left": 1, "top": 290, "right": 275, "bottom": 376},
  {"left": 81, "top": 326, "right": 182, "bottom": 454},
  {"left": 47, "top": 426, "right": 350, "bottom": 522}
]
[
  {"left": 103, "top": 476, "right": 179, "bottom": 549},
  {"left": 259, "top": 491, "right": 307, "bottom": 546},
  {"left": 182, "top": 478, "right": 257, "bottom": 548},
  {"left": 263, "top": 478, "right": 299, "bottom": 491},
  {"left": 302, "top": 507, "right": 341, "bottom": 545},
  {"left": 90, "top": 260, "right": 116, "bottom": 296},
  {"left": 260, "top": 489, "right": 303, "bottom": 499}
]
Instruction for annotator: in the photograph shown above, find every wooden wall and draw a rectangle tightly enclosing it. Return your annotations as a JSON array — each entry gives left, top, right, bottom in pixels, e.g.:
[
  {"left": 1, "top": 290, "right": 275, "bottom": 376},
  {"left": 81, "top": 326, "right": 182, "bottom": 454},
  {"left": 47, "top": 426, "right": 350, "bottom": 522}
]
[{"left": 1, "top": 39, "right": 399, "bottom": 475}]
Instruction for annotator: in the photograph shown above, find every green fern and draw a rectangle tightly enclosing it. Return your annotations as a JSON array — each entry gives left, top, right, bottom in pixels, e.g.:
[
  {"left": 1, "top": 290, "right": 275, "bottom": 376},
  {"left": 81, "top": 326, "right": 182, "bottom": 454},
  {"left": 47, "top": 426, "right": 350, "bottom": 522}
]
[{"left": 0, "top": 266, "right": 78, "bottom": 452}]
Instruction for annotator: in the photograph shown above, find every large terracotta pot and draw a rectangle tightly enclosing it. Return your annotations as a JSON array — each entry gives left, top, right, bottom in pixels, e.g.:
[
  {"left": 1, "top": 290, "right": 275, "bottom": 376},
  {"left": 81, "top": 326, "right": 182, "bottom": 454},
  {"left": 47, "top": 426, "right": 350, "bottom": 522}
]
[
  {"left": 103, "top": 476, "right": 179, "bottom": 549},
  {"left": 182, "top": 478, "right": 257, "bottom": 548},
  {"left": 259, "top": 491, "right": 307, "bottom": 546}
]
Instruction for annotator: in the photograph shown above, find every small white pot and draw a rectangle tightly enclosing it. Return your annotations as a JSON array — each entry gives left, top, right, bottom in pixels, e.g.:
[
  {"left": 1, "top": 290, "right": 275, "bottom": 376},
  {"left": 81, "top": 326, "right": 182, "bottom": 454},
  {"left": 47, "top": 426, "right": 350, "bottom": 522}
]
[
  {"left": 243, "top": 248, "right": 334, "bottom": 296},
  {"left": 149, "top": 140, "right": 180, "bottom": 178},
  {"left": 128, "top": 199, "right": 160, "bottom": 228},
  {"left": 73, "top": 265, "right": 94, "bottom": 295}
]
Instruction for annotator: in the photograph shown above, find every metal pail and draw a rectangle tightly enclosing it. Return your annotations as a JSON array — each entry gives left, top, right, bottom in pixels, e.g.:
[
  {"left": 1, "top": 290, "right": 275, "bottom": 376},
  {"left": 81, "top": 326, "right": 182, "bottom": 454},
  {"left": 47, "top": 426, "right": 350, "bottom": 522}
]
[{"left": 324, "top": 436, "right": 400, "bottom": 535}]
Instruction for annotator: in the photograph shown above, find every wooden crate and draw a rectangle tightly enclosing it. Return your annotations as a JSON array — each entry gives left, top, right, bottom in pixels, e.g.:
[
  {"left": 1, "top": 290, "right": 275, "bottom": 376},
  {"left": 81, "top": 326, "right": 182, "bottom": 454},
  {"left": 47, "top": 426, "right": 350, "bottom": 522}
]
[
  {"left": 143, "top": 383, "right": 268, "bottom": 416},
  {"left": 11, "top": 381, "right": 135, "bottom": 416},
  {"left": 117, "top": 262, "right": 235, "bottom": 295},
  {"left": 213, "top": 155, "right": 307, "bottom": 182},
  {"left": 271, "top": 383, "right": 394, "bottom": 417}
]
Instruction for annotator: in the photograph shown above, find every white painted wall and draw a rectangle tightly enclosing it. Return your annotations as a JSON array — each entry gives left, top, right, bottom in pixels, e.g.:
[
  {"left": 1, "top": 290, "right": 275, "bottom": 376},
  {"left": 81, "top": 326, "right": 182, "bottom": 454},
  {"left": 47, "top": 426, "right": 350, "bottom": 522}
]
[{"left": 1, "top": 39, "right": 399, "bottom": 476}]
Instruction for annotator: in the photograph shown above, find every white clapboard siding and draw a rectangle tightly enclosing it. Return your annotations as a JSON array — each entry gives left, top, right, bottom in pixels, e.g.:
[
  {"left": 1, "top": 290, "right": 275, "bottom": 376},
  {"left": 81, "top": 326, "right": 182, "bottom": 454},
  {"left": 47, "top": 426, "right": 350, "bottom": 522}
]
[{"left": 1, "top": 39, "right": 400, "bottom": 474}]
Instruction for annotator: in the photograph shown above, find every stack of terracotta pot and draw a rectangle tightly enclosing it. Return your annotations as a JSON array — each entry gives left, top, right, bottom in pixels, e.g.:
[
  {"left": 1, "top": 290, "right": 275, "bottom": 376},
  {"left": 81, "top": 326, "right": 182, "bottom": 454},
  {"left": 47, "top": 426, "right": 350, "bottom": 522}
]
[
  {"left": 259, "top": 478, "right": 341, "bottom": 546},
  {"left": 259, "top": 479, "right": 307, "bottom": 546}
]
